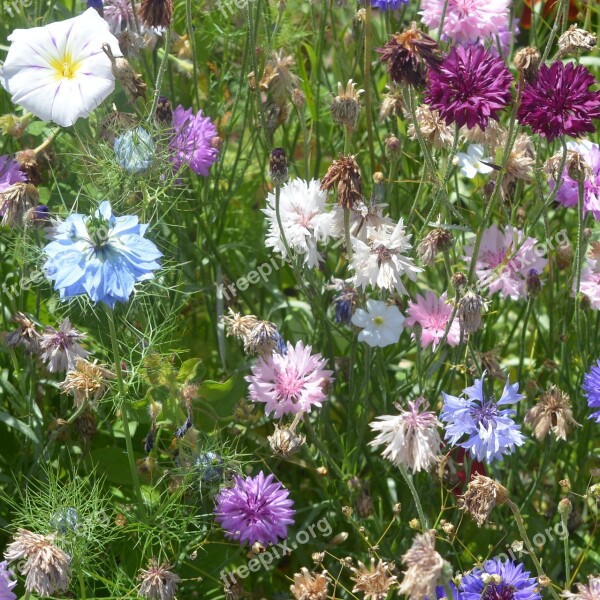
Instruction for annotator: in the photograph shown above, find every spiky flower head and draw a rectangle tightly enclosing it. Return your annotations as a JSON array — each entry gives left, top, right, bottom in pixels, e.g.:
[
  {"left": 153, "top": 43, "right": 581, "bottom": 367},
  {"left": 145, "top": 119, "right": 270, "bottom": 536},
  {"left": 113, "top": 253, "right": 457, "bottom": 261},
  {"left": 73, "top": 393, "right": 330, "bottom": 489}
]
[
  {"left": 425, "top": 45, "right": 513, "bottom": 130},
  {"left": 330, "top": 80, "right": 364, "bottom": 128},
  {"left": 320, "top": 154, "right": 363, "bottom": 210},
  {"left": 517, "top": 62, "right": 600, "bottom": 141},
  {"left": 60, "top": 358, "right": 115, "bottom": 408},
  {"left": 222, "top": 309, "right": 286, "bottom": 357},
  {"left": 417, "top": 227, "right": 453, "bottom": 266},
  {"left": 351, "top": 558, "right": 398, "bottom": 600},
  {"left": 369, "top": 398, "right": 442, "bottom": 472},
  {"left": 0, "top": 182, "right": 39, "bottom": 227},
  {"left": 398, "top": 530, "right": 450, "bottom": 600},
  {"left": 268, "top": 424, "right": 306, "bottom": 457},
  {"left": 377, "top": 24, "right": 442, "bottom": 87},
  {"left": 290, "top": 567, "right": 330, "bottom": 600},
  {"left": 4, "top": 529, "right": 71, "bottom": 598},
  {"left": 460, "top": 474, "right": 509, "bottom": 527},
  {"left": 456, "top": 290, "right": 487, "bottom": 335},
  {"left": 214, "top": 471, "right": 295, "bottom": 546},
  {"left": 525, "top": 385, "right": 579, "bottom": 441},
  {"left": 269, "top": 147, "right": 289, "bottom": 185},
  {"left": 137, "top": 558, "right": 181, "bottom": 600},
  {"left": 3, "top": 312, "right": 41, "bottom": 353},
  {"left": 40, "top": 318, "right": 90, "bottom": 373}
]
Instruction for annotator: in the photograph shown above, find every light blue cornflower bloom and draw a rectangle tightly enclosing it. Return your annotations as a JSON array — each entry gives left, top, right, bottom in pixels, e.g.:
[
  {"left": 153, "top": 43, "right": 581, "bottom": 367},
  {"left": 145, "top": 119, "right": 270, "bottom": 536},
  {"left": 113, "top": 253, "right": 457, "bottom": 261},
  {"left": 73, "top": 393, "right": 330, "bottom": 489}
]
[
  {"left": 114, "top": 127, "right": 155, "bottom": 174},
  {"left": 440, "top": 371, "right": 525, "bottom": 463},
  {"left": 43, "top": 201, "right": 162, "bottom": 309}
]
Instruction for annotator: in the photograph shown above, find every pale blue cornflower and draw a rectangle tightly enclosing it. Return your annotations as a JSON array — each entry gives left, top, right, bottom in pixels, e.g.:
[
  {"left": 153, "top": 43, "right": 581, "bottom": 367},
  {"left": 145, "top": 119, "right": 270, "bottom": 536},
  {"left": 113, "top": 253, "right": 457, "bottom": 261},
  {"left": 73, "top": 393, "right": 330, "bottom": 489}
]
[
  {"left": 441, "top": 371, "right": 525, "bottom": 463},
  {"left": 43, "top": 201, "right": 162, "bottom": 309},
  {"left": 114, "top": 127, "right": 155, "bottom": 174}
]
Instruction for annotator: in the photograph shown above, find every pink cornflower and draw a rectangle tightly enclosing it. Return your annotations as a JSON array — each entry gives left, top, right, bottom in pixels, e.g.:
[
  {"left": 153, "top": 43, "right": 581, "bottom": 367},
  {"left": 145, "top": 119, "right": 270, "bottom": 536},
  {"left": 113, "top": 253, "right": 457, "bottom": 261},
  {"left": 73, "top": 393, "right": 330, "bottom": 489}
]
[
  {"left": 464, "top": 224, "right": 548, "bottom": 300},
  {"left": 405, "top": 291, "right": 460, "bottom": 349},
  {"left": 419, "top": 0, "right": 510, "bottom": 45},
  {"left": 245, "top": 341, "right": 333, "bottom": 418}
]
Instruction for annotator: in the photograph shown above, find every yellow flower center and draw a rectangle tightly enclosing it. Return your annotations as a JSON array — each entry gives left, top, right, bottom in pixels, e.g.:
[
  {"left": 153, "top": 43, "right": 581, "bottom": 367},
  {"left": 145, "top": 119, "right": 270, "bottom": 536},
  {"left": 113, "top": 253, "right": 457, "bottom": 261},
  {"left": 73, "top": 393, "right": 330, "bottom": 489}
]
[
  {"left": 50, "top": 52, "right": 80, "bottom": 80},
  {"left": 373, "top": 316, "right": 384, "bottom": 326}
]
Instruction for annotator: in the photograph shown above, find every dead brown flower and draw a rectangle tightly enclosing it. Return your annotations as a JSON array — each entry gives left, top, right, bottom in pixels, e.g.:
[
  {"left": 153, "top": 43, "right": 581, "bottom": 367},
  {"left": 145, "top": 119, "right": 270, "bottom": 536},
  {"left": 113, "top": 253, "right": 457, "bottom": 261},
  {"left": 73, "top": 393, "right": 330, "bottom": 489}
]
[
  {"left": 320, "top": 154, "right": 363, "bottom": 210},
  {"left": 525, "top": 384, "right": 580, "bottom": 441},
  {"left": 460, "top": 475, "right": 509, "bottom": 527}
]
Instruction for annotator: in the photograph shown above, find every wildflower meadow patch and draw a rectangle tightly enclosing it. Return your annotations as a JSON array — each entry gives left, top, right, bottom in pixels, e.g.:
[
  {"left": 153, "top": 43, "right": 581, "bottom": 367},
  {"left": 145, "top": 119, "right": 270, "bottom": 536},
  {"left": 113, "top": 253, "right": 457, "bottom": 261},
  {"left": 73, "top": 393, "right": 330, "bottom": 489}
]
[{"left": 1, "top": 0, "right": 600, "bottom": 598}]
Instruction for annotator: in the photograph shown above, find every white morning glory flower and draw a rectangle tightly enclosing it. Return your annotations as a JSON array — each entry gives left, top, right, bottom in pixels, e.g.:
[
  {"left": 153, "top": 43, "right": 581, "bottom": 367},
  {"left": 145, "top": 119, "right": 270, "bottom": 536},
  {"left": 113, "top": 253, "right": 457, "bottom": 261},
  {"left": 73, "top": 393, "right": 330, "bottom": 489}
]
[
  {"left": 0, "top": 8, "right": 121, "bottom": 127},
  {"left": 351, "top": 299, "right": 405, "bottom": 348},
  {"left": 455, "top": 144, "right": 494, "bottom": 179}
]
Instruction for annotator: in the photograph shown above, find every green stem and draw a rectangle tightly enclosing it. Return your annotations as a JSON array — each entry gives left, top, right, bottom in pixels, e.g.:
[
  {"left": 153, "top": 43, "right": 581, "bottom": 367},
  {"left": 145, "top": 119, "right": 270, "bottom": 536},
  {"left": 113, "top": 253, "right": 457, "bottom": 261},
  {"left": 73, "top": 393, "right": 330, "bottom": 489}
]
[
  {"left": 185, "top": 0, "right": 200, "bottom": 108},
  {"left": 507, "top": 499, "right": 561, "bottom": 600},
  {"left": 344, "top": 207, "right": 353, "bottom": 260},
  {"left": 147, "top": 28, "right": 172, "bottom": 123},
  {"left": 398, "top": 465, "right": 429, "bottom": 529},
  {"left": 562, "top": 511, "right": 571, "bottom": 583},
  {"left": 106, "top": 307, "right": 146, "bottom": 516},
  {"left": 363, "top": 0, "right": 375, "bottom": 172},
  {"left": 78, "top": 570, "right": 87, "bottom": 600}
]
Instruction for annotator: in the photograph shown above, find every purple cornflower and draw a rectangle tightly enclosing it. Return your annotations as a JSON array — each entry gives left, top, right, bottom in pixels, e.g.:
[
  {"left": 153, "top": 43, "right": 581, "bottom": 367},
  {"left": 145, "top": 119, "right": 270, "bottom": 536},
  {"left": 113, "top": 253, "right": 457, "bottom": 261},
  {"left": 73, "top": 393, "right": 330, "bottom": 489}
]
[
  {"left": 0, "top": 561, "right": 17, "bottom": 600},
  {"left": 517, "top": 61, "right": 600, "bottom": 141},
  {"left": 170, "top": 106, "right": 220, "bottom": 176},
  {"left": 425, "top": 45, "right": 512, "bottom": 130},
  {"left": 214, "top": 471, "right": 295, "bottom": 546},
  {"left": 427, "top": 583, "right": 461, "bottom": 599},
  {"left": 0, "top": 155, "right": 26, "bottom": 193},
  {"left": 459, "top": 557, "right": 540, "bottom": 600},
  {"left": 39, "top": 318, "right": 90, "bottom": 373},
  {"left": 582, "top": 359, "right": 600, "bottom": 423},
  {"left": 441, "top": 371, "right": 525, "bottom": 463}
]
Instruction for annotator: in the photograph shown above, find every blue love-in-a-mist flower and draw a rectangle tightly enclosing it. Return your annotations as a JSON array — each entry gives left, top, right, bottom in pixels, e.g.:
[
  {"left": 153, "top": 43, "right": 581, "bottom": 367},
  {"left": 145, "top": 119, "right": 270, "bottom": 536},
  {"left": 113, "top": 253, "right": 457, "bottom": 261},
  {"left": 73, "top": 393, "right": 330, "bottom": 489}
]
[
  {"left": 43, "top": 201, "right": 162, "bottom": 309},
  {"left": 114, "top": 127, "right": 155, "bottom": 174},
  {"left": 440, "top": 370, "right": 525, "bottom": 463}
]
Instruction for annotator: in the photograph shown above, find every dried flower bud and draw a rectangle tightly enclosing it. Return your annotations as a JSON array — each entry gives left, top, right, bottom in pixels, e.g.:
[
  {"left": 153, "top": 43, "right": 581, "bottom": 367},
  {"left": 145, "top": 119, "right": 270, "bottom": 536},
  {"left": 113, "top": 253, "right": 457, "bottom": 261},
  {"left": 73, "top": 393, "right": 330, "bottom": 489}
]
[
  {"left": 15, "top": 149, "right": 41, "bottom": 185},
  {"left": 268, "top": 424, "right": 306, "bottom": 457},
  {"left": 393, "top": 502, "right": 402, "bottom": 514},
  {"left": 526, "top": 269, "right": 542, "bottom": 296},
  {"left": 417, "top": 227, "right": 453, "bottom": 265},
  {"left": 316, "top": 466, "right": 328, "bottom": 476},
  {"left": 102, "top": 44, "right": 146, "bottom": 101},
  {"left": 558, "top": 498, "right": 572, "bottom": 517},
  {"left": 452, "top": 272, "right": 467, "bottom": 289},
  {"left": 556, "top": 243, "right": 573, "bottom": 270},
  {"left": 291, "top": 87, "right": 306, "bottom": 109},
  {"left": 566, "top": 150, "right": 591, "bottom": 182},
  {"left": 342, "top": 506, "right": 353, "bottom": 518},
  {"left": 0, "top": 183, "right": 39, "bottom": 227},
  {"left": 408, "top": 518, "right": 420, "bottom": 530},
  {"left": 457, "top": 290, "right": 487, "bottom": 335},
  {"left": 373, "top": 171, "right": 385, "bottom": 185},
  {"left": 269, "top": 147, "right": 289, "bottom": 185},
  {"left": 138, "top": 558, "right": 180, "bottom": 600},
  {"left": 320, "top": 154, "right": 363, "bottom": 209},
  {"left": 356, "top": 487, "right": 374, "bottom": 518},
  {"left": 290, "top": 568, "right": 330, "bottom": 600},
  {"left": 139, "top": 0, "right": 173, "bottom": 28},
  {"left": 558, "top": 25, "right": 597, "bottom": 57},
  {"left": 155, "top": 95, "right": 173, "bottom": 126},
  {"left": 385, "top": 135, "right": 402, "bottom": 158},
  {"left": 312, "top": 552, "right": 325, "bottom": 564},
  {"left": 329, "top": 532, "right": 348, "bottom": 545},
  {"left": 461, "top": 475, "right": 509, "bottom": 527},
  {"left": 0, "top": 114, "right": 26, "bottom": 138},
  {"left": 514, "top": 47, "right": 541, "bottom": 83}
]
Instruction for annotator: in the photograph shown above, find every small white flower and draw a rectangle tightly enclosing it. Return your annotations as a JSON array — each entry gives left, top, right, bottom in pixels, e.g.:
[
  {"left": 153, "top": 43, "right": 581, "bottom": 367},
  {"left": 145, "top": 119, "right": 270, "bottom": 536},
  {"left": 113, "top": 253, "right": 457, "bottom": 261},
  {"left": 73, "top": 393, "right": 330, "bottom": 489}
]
[
  {"left": 455, "top": 144, "right": 494, "bottom": 179},
  {"left": 349, "top": 221, "right": 422, "bottom": 295},
  {"left": 263, "top": 178, "right": 332, "bottom": 268},
  {"left": 1, "top": 8, "right": 121, "bottom": 127},
  {"left": 351, "top": 299, "right": 404, "bottom": 347}
]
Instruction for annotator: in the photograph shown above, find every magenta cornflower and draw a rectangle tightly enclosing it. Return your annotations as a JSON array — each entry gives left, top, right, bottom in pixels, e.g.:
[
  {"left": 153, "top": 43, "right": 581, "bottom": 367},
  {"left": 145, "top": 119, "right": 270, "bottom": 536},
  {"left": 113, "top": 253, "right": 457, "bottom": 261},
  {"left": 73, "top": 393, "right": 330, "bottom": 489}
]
[
  {"left": 214, "top": 471, "right": 295, "bottom": 546},
  {"left": 170, "top": 106, "right": 220, "bottom": 176},
  {"left": 0, "top": 155, "right": 26, "bottom": 193},
  {"left": 405, "top": 291, "right": 460, "bottom": 349},
  {"left": 245, "top": 340, "right": 333, "bottom": 418},
  {"left": 419, "top": 0, "right": 510, "bottom": 45},
  {"left": 517, "top": 61, "right": 600, "bottom": 141},
  {"left": 425, "top": 45, "right": 512, "bottom": 130},
  {"left": 464, "top": 224, "right": 548, "bottom": 300}
]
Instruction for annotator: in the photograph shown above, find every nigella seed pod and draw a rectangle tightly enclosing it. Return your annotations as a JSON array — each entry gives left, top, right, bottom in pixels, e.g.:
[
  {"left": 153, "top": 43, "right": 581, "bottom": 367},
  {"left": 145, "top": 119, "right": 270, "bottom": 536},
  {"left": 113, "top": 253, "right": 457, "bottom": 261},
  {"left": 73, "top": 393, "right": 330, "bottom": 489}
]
[
  {"left": 114, "top": 127, "right": 155, "bottom": 174},
  {"left": 269, "top": 147, "right": 288, "bottom": 185},
  {"left": 155, "top": 96, "right": 173, "bottom": 126},
  {"left": 101, "top": 44, "right": 147, "bottom": 102},
  {"left": 50, "top": 507, "right": 79, "bottom": 534},
  {"left": 195, "top": 452, "right": 225, "bottom": 484}
]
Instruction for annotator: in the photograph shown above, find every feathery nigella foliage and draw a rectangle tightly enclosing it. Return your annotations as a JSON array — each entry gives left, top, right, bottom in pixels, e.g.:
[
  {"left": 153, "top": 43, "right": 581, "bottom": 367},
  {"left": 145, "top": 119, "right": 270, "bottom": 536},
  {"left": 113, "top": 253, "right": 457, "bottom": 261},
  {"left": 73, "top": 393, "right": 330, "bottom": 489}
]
[{"left": 1, "top": 0, "right": 600, "bottom": 596}]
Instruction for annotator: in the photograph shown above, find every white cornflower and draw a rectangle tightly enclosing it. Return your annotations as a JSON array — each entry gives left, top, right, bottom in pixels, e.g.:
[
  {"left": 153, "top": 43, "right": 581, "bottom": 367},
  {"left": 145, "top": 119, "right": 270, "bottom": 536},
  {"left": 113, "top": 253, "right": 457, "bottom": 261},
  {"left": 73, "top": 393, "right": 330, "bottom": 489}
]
[
  {"left": 263, "top": 178, "right": 332, "bottom": 268},
  {"left": 455, "top": 144, "right": 494, "bottom": 179},
  {"left": 351, "top": 299, "right": 405, "bottom": 348},
  {"left": 1, "top": 8, "right": 121, "bottom": 127},
  {"left": 369, "top": 399, "right": 442, "bottom": 472},
  {"left": 330, "top": 199, "right": 394, "bottom": 242},
  {"left": 349, "top": 221, "right": 422, "bottom": 295}
]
